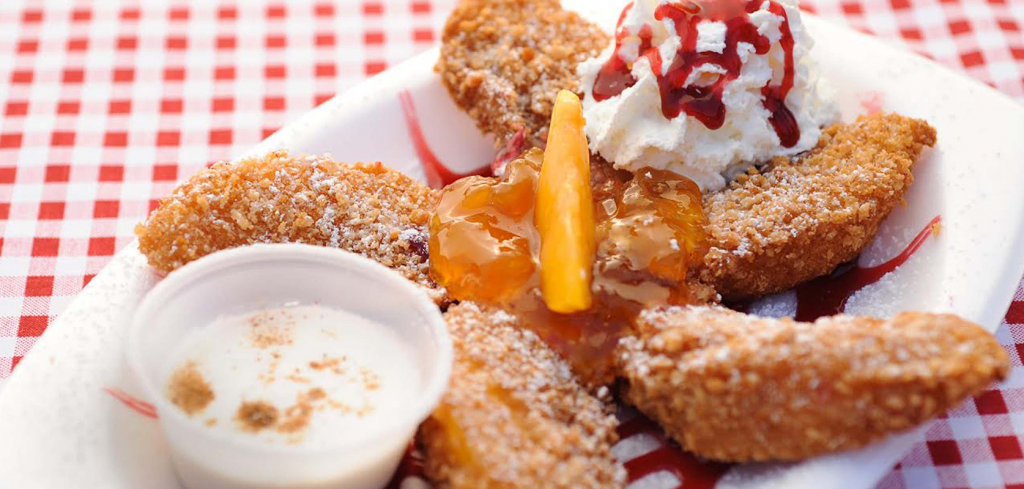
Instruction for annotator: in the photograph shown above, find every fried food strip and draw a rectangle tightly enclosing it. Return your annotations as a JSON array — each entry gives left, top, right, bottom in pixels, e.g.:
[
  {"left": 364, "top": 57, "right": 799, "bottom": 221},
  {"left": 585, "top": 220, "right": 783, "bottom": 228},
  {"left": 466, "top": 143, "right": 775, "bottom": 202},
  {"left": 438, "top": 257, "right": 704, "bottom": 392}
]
[
  {"left": 136, "top": 150, "right": 446, "bottom": 302},
  {"left": 617, "top": 305, "right": 1009, "bottom": 462},
  {"left": 437, "top": 0, "right": 609, "bottom": 150},
  {"left": 419, "top": 302, "right": 625, "bottom": 489},
  {"left": 701, "top": 113, "right": 937, "bottom": 301}
]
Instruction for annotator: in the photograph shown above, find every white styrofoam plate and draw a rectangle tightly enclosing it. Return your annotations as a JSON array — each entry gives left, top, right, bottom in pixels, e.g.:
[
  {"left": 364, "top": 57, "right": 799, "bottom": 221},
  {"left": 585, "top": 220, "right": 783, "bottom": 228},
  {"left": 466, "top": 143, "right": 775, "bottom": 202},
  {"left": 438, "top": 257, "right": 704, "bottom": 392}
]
[{"left": 1, "top": 3, "right": 1024, "bottom": 488}]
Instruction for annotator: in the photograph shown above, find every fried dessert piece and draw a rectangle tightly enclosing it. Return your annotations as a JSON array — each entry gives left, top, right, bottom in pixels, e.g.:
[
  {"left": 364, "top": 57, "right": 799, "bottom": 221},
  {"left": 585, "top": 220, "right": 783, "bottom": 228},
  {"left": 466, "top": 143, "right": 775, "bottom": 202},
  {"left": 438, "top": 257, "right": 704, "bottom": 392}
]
[
  {"left": 701, "top": 113, "right": 937, "bottom": 301},
  {"left": 617, "top": 305, "right": 1009, "bottom": 462},
  {"left": 136, "top": 150, "right": 446, "bottom": 303},
  {"left": 437, "top": 0, "right": 609, "bottom": 150},
  {"left": 419, "top": 302, "right": 626, "bottom": 489}
]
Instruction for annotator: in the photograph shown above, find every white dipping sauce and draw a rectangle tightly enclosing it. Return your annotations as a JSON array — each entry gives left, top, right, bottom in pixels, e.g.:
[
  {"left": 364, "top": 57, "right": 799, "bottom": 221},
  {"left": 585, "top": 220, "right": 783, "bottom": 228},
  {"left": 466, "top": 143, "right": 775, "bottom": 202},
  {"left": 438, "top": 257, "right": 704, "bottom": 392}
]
[{"left": 164, "top": 304, "right": 420, "bottom": 447}]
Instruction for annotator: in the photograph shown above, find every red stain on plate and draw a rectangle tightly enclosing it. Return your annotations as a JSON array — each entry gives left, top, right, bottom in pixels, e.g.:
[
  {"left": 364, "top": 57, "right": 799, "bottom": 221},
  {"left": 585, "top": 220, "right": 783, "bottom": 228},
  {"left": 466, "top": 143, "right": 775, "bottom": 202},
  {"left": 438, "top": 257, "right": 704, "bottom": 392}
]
[
  {"left": 491, "top": 129, "right": 527, "bottom": 176},
  {"left": 398, "top": 90, "right": 491, "bottom": 188},
  {"left": 858, "top": 91, "right": 885, "bottom": 115},
  {"left": 104, "top": 387, "right": 158, "bottom": 419},
  {"left": 795, "top": 215, "right": 941, "bottom": 321},
  {"left": 618, "top": 415, "right": 731, "bottom": 488},
  {"left": 386, "top": 443, "right": 427, "bottom": 488}
]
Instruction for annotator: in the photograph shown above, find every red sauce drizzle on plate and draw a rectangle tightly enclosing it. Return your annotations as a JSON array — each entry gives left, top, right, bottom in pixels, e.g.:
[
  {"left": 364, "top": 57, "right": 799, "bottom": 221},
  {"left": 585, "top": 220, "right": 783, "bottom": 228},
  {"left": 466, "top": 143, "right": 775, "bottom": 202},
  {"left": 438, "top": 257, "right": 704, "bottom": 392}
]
[
  {"left": 618, "top": 415, "right": 731, "bottom": 488},
  {"left": 385, "top": 443, "right": 426, "bottom": 488},
  {"left": 398, "top": 90, "right": 491, "bottom": 188},
  {"left": 795, "top": 215, "right": 941, "bottom": 322},
  {"left": 593, "top": 0, "right": 800, "bottom": 147},
  {"left": 104, "top": 387, "right": 158, "bottom": 419}
]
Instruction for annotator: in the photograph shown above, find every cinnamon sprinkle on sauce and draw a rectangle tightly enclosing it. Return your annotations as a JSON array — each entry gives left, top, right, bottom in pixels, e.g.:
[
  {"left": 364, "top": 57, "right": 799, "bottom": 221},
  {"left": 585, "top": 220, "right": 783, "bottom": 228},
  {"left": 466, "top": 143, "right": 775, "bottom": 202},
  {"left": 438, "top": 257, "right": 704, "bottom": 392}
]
[{"left": 166, "top": 361, "right": 215, "bottom": 416}]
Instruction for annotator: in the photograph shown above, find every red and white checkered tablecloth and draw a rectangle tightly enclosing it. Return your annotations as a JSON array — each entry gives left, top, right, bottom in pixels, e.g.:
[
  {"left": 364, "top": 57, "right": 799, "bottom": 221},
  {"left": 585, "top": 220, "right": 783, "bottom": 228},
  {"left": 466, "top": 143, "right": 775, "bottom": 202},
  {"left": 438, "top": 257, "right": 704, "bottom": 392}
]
[{"left": 0, "top": 0, "right": 1021, "bottom": 488}]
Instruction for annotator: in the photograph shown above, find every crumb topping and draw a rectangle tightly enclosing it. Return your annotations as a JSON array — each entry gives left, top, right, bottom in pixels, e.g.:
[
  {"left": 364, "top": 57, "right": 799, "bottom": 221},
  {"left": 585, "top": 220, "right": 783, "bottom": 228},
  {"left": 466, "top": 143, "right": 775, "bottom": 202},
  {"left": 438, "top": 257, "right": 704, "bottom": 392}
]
[
  {"left": 700, "top": 113, "right": 938, "bottom": 301},
  {"left": 617, "top": 305, "right": 1009, "bottom": 461},
  {"left": 437, "top": 0, "right": 609, "bottom": 150},
  {"left": 136, "top": 150, "right": 447, "bottom": 303},
  {"left": 418, "top": 302, "right": 626, "bottom": 489}
]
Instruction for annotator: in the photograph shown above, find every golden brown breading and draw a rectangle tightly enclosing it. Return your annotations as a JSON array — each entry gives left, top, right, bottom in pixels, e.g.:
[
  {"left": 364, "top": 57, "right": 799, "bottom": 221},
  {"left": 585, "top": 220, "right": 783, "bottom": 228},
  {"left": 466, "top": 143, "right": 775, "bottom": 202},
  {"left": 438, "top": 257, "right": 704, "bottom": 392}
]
[
  {"left": 419, "top": 302, "right": 626, "bottom": 489},
  {"left": 617, "top": 306, "right": 1009, "bottom": 462},
  {"left": 701, "top": 113, "right": 937, "bottom": 301},
  {"left": 437, "top": 0, "right": 609, "bottom": 150},
  {"left": 136, "top": 150, "right": 446, "bottom": 302}
]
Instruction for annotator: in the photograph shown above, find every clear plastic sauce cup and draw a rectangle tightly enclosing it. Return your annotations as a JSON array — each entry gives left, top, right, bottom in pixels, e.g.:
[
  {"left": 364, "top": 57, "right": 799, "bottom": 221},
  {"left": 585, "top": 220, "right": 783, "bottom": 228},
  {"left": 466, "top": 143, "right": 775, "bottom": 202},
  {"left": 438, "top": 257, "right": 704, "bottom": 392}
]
[{"left": 127, "top": 244, "right": 452, "bottom": 489}]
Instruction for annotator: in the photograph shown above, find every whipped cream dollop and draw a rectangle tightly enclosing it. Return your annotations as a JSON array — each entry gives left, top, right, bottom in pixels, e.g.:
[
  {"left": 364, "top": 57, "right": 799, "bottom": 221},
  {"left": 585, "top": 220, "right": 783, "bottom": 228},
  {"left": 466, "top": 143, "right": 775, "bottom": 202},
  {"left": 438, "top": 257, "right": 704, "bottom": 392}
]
[{"left": 579, "top": 0, "right": 839, "bottom": 191}]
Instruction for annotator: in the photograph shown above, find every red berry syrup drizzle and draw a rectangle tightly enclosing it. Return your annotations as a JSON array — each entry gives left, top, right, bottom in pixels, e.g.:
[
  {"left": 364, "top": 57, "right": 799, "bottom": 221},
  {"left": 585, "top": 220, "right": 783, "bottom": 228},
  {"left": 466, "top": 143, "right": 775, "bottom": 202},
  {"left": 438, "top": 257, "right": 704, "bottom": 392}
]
[
  {"left": 593, "top": 0, "right": 800, "bottom": 147},
  {"left": 795, "top": 215, "right": 942, "bottom": 322},
  {"left": 618, "top": 414, "right": 732, "bottom": 488},
  {"left": 398, "top": 90, "right": 492, "bottom": 189}
]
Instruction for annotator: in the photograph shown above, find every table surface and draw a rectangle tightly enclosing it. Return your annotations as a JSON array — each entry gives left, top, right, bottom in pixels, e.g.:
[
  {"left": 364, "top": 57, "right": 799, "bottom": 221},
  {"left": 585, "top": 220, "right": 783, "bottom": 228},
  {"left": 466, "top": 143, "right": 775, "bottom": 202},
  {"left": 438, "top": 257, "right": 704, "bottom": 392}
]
[{"left": 0, "top": 0, "right": 1022, "bottom": 488}]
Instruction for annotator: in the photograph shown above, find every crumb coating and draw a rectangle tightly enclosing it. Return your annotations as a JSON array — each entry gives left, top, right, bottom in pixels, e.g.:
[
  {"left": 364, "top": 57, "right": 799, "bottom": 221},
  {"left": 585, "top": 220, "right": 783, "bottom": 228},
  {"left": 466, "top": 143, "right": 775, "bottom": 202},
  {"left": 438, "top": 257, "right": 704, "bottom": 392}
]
[
  {"left": 701, "top": 113, "right": 938, "bottom": 301},
  {"left": 136, "top": 150, "right": 445, "bottom": 302},
  {"left": 437, "top": 0, "right": 609, "bottom": 150},
  {"left": 617, "top": 305, "right": 1009, "bottom": 462},
  {"left": 419, "top": 302, "right": 626, "bottom": 489}
]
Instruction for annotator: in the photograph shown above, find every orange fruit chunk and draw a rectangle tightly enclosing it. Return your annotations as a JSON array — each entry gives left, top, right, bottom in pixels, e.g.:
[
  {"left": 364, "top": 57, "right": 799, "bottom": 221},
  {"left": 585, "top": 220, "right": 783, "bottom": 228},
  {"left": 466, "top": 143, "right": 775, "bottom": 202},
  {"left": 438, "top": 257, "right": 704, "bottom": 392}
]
[{"left": 537, "top": 91, "right": 596, "bottom": 313}]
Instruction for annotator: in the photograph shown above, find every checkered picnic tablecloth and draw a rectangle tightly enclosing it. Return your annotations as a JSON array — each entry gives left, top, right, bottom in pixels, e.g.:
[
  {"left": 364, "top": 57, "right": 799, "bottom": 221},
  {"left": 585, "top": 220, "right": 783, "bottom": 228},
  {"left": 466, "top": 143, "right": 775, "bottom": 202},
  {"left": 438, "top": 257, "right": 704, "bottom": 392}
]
[{"left": 0, "top": 0, "right": 1021, "bottom": 487}]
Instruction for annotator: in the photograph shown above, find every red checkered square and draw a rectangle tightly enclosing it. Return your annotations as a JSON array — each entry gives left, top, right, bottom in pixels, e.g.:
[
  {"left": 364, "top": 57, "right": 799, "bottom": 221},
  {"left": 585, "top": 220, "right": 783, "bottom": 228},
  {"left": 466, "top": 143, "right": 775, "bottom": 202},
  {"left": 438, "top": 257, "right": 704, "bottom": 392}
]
[
  {"left": 217, "top": 36, "right": 236, "bottom": 50},
  {"left": 266, "top": 65, "right": 286, "bottom": 78},
  {"left": 163, "top": 67, "right": 185, "bottom": 81},
  {"left": 316, "top": 33, "right": 335, "bottom": 47},
  {"left": 104, "top": 132, "right": 127, "bottom": 147},
  {"left": 365, "top": 31, "right": 386, "bottom": 45},
  {"left": 36, "top": 203, "right": 64, "bottom": 220},
  {"left": 315, "top": 4, "right": 335, "bottom": 17},
  {"left": 975, "top": 390, "right": 1009, "bottom": 415},
  {"left": 18, "top": 40, "right": 38, "bottom": 54},
  {"left": 0, "top": 167, "right": 17, "bottom": 183},
  {"left": 212, "top": 97, "right": 234, "bottom": 112},
  {"left": 31, "top": 238, "right": 59, "bottom": 257},
  {"left": 109, "top": 100, "right": 131, "bottom": 114},
  {"left": 218, "top": 6, "right": 237, "bottom": 20},
  {"left": 57, "top": 101, "right": 79, "bottom": 115},
  {"left": 166, "top": 36, "right": 188, "bottom": 50},
  {"left": 93, "top": 201, "right": 119, "bottom": 219},
  {"left": 44, "top": 165, "right": 69, "bottom": 183},
  {"left": 67, "top": 38, "right": 88, "bottom": 52},
  {"left": 990, "top": 436, "right": 1024, "bottom": 460},
  {"left": 215, "top": 66, "right": 235, "bottom": 80},
  {"left": 121, "top": 8, "right": 139, "bottom": 21},
  {"left": 23, "top": 277, "right": 53, "bottom": 297},
  {"left": 87, "top": 238, "right": 115, "bottom": 256},
  {"left": 17, "top": 317, "right": 48, "bottom": 337},
  {"left": 266, "top": 5, "right": 286, "bottom": 18},
  {"left": 98, "top": 165, "right": 123, "bottom": 182},
  {"left": 10, "top": 70, "right": 32, "bottom": 84},
  {"left": 928, "top": 440, "right": 964, "bottom": 465},
  {"left": 0, "top": 134, "right": 22, "bottom": 149},
  {"left": 5, "top": 102, "right": 28, "bottom": 116},
  {"left": 62, "top": 69, "right": 83, "bottom": 83}
]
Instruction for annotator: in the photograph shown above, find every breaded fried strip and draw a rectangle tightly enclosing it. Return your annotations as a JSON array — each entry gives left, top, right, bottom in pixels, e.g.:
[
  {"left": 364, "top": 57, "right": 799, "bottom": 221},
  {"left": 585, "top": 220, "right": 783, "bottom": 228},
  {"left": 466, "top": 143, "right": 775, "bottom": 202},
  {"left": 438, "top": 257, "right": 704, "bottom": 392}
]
[
  {"left": 701, "top": 113, "right": 937, "bottom": 301},
  {"left": 136, "top": 150, "right": 446, "bottom": 302},
  {"left": 419, "top": 302, "right": 625, "bottom": 489},
  {"left": 437, "top": 0, "right": 608, "bottom": 150},
  {"left": 617, "top": 306, "right": 1009, "bottom": 462}
]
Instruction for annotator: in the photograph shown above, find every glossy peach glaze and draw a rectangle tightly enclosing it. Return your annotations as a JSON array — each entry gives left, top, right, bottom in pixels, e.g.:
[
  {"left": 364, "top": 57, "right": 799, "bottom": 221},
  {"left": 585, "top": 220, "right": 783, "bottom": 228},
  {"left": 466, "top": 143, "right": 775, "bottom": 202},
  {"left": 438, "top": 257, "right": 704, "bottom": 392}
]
[{"left": 429, "top": 149, "right": 706, "bottom": 384}]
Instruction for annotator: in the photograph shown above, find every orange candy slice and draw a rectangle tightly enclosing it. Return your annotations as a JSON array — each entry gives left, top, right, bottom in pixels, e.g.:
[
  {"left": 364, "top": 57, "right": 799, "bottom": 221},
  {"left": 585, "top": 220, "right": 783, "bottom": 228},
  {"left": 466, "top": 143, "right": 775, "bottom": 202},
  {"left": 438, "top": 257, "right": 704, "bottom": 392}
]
[{"left": 537, "top": 91, "right": 596, "bottom": 313}]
